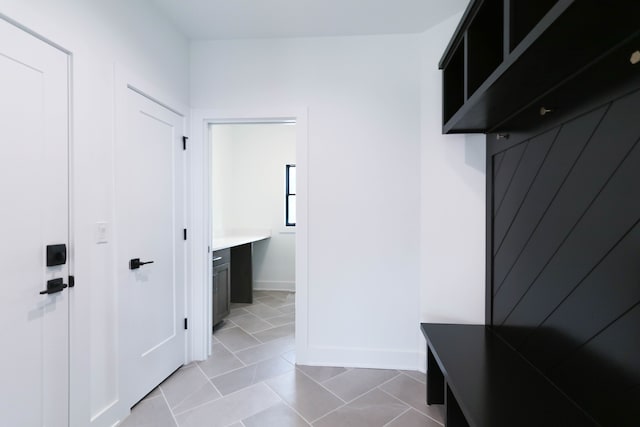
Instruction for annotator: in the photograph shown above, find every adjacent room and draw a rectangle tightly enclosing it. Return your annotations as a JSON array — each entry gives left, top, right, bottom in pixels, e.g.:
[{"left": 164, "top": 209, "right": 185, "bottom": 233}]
[{"left": 1, "top": 0, "right": 638, "bottom": 426}]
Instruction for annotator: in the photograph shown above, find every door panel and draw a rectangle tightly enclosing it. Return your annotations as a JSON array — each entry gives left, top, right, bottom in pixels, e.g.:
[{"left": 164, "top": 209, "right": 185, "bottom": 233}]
[
  {"left": 116, "top": 87, "right": 185, "bottom": 406},
  {"left": 0, "top": 19, "right": 69, "bottom": 427}
]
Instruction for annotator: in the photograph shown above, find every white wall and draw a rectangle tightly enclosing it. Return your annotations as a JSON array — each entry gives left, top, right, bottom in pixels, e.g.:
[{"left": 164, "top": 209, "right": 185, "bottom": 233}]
[
  {"left": 419, "top": 14, "right": 486, "bottom": 329},
  {"left": 0, "top": 1, "right": 189, "bottom": 425},
  {"left": 192, "top": 34, "right": 422, "bottom": 368},
  {"left": 211, "top": 124, "right": 235, "bottom": 234},
  {"left": 211, "top": 124, "right": 296, "bottom": 290}
]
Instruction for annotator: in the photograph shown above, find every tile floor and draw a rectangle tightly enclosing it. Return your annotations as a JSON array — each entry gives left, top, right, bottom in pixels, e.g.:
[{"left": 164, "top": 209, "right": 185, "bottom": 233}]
[{"left": 120, "top": 291, "right": 444, "bottom": 427}]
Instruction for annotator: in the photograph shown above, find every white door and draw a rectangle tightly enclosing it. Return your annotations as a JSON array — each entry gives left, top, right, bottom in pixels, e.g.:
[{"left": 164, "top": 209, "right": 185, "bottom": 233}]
[
  {"left": 116, "top": 86, "right": 186, "bottom": 406},
  {"left": 0, "top": 19, "right": 70, "bottom": 427}
]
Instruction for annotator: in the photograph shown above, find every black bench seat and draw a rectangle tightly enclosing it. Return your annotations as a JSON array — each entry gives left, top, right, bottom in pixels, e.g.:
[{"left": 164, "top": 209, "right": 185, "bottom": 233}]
[{"left": 421, "top": 323, "right": 599, "bottom": 427}]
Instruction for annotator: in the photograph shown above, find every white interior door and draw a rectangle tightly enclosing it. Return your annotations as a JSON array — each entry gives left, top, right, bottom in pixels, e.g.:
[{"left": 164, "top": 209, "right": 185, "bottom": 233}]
[
  {"left": 0, "top": 18, "right": 70, "bottom": 427},
  {"left": 116, "top": 86, "right": 186, "bottom": 406}
]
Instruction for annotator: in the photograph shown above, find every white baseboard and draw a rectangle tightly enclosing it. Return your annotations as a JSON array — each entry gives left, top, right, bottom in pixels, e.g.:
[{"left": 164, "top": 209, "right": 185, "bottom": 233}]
[
  {"left": 297, "top": 345, "right": 421, "bottom": 371},
  {"left": 418, "top": 350, "right": 426, "bottom": 373},
  {"left": 254, "top": 280, "right": 295, "bottom": 292}
]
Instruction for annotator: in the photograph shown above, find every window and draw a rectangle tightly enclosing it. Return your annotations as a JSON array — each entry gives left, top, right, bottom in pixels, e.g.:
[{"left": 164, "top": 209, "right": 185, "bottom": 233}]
[{"left": 286, "top": 164, "right": 296, "bottom": 226}]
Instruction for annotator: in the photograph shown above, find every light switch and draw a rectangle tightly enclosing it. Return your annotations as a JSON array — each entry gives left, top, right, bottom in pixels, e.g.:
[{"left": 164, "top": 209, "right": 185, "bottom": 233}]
[{"left": 96, "top": 222, "right": 109, "bottom": 244}]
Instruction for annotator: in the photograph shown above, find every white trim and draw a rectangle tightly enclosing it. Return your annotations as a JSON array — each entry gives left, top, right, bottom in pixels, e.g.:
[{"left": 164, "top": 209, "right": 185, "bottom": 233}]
[
  {"left": 189, "top": 108, "right": 309, "bottom": 363},
  {"left": 418, "top": 351, "right": 427, "bottom": 374},
  {"left": 253, "top": 281, "right": 296, "bottom": 292},
  {"left": 0, "top": 13, "right": 72, "bottom": 54},
  {"left": 302, "top": 346, "right": 420, "bottom": 371}
]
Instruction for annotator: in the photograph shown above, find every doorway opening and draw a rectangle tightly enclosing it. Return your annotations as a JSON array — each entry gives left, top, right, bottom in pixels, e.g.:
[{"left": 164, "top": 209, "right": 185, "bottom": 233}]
[{"left": 207, "top": 121, "right": 297, "bottom": 367}]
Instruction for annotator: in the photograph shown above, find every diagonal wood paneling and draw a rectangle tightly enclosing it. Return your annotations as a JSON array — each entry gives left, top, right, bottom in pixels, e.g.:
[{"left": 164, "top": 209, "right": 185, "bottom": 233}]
[
  {"left": 492, "top": 106, "right": 607, "bottom": 294},
  {"left": 494, "top": 89, "right": 640, "bottom": 325},
  {"left": 492, "top": 142, "right": 527, "bottom": 215},
  {"left": 493, "top": 150, "right": 506, "bottom": 179},
  {"left": 520, "top": 220, "right": 640, "bottom": 373},
  {"left": 489, "top": 87, "right": 640, "bottom": 427},
  {"left": 548, "top": 305, "right": 640, "bottom": 427},
  {"left": 499, "top": 138, "right": 640, "bottom": 346},
  {"left": 493, "top": 128, "right": 557, "bottom": 254}
]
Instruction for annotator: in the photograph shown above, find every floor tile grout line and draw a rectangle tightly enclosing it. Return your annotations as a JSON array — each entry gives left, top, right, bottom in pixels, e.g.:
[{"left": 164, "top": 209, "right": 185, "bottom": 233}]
[
  {"left": 226, "top": 322, "right": 270, "bottom": 343},
  {"left": 235, "top": 345, "right": 297, "bottom": 367},
  {"left": 224, "top": 333, "right": 293, "bottom": 355},
  {"left": 159, "top": 384, "right": 181, "bottom": 427},
  {"left": 196, "top": 362, "right": 225, "bottom": 399},
  {"left": 211, "top": 334, "right": 249, "bottom": 367},
  {"left": 376, "top": 387, "right": 415, "bottom": 411},
  {"left": 228, "top": 311, "right": 276, "bottom": 330},
  {"left": 207, "top": 350, "right": 295, "bottom": 391},
  {"left": 206, "top": 359, "right": 257, "bottom": 384},
  {"left": 400, "top": 370, "right": 426, "bottom": 385},
  {"left": 168, "top": 382, "right": 277, "bottom": 419},
  {"left": 305, "top": 398, "right": 348, "bottom": 425},
  {"left": 376, "top": 377, "right": 445, "bottom": 426},
  {"left": 307, "top": 372, "right": 404, "bottom": 425},
  {"left": 294, "top": 367, "right": 349, "bottom": 404},
  {"left": 262, "top": 368, "right": 345, "bottom": 424},
  {"left": 263, "top": 382, "right": 314, "bottom": 426},
  {"left": 295, "top": 365, "right": 351, "bottom": 384},
  {"left": 410, "top": 405, "right": 445, "bottom": 425},
  {"left": 340, "top": 372, "right": 402, "bottom": 404},
  {"left": 161, "top": 366, "right": 210, "bottom": 413},
  {"left": 381, "top": 407, "right": 412, "bottom": 427},
  {"left": 312, "top": 364, "right": 354, "bottom": 384}
]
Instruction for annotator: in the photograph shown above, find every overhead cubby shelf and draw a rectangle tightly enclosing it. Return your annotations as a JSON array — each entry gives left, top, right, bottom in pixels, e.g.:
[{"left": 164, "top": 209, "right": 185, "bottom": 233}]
[{"left": 439, "top": 0, "right": 640, "bottom": 134}]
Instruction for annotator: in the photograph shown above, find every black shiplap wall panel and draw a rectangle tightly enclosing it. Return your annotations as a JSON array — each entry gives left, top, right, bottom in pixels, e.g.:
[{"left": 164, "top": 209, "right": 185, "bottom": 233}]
[
  {"left": 493, "top": 90, "right": 640, "bottom": 325},
  {"left": 492, "top": 142, "right": 527, "bottom": 214},
  {"left": 521, "top": 223, "right": 640, "bottom": 372},
  {"left": 548, "top": 305, "right": 640, "bottom": 427},
  {"left": 499, "top": 140, "right": 640, "bottom": 347},
  {"left": 489, "top": 86, "right": 640, "bottom": 426},
  {"left": 493, "top": 151, "right": 506, "bottom": 179},
  {"left": 492, "top": 107, "right": 607, "bottom": 291},
  {"left": 492, "top": 129, "right": 557, "bottom": 254}
]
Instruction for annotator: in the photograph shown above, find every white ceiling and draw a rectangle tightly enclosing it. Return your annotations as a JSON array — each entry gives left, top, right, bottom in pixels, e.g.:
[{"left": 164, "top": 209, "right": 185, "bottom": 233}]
[{"left": 151, "top": 0, "right": 468, "bottom": 40}]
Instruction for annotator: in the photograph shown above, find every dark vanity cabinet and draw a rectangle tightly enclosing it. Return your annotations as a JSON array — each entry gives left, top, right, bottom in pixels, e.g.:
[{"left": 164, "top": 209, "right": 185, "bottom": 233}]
[{"left": 212, "top": 248, "right": 230, "bottom": 328}]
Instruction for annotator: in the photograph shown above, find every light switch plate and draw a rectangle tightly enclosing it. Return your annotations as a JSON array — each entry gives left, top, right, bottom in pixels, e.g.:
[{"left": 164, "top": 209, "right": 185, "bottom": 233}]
[{"left": 96, "top": 222, "right": 109, "bottom": 244}]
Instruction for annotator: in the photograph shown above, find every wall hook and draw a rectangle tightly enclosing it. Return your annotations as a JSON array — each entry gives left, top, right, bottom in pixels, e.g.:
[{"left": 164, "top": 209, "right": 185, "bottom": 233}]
[
  {"left": 540, "top": 107, "right": 553, "bottom": 116},
  {"left": 496, "top": 133, "right": 509, "bottom": 140}
]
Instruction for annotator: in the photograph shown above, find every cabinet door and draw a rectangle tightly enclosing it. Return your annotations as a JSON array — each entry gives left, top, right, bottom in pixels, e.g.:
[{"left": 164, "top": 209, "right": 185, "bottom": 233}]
[{"left": 213, "top": 263, "right": 230, "bottom": 326}]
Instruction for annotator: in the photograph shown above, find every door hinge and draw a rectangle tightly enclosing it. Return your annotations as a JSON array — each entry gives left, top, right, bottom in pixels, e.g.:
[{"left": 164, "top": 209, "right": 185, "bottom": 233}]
[
  {"left": 183, "top": 136, "right": 188, "bottom": 150},
  {"left": 68, "top": 275, "right": 75, "bottom": 288},
  {"left": 184, "top": 318, "right": 188, "bottom": 330},
  {"left": 183, "top": 229, "right": 187, "bottom": 240}
]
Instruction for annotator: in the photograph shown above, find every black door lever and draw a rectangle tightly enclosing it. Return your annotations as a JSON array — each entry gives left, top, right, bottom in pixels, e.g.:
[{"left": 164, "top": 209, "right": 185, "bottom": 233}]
[
  {"left": 129, "top": 258, "right": 154, "bottom": 270},
  {"left": 40, "top": 278, "right": 68, "bottom": 295}
]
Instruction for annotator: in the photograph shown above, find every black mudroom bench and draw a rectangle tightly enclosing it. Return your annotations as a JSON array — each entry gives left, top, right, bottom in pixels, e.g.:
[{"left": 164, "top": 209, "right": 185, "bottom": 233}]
[{"left": 421, "top": 323, "right": 598, "bottom": 427}]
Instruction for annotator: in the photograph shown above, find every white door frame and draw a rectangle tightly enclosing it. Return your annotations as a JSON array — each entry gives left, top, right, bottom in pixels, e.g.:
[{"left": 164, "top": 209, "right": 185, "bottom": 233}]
[{"left": 189, "top": 109, "right": 309, "bottom": 363}]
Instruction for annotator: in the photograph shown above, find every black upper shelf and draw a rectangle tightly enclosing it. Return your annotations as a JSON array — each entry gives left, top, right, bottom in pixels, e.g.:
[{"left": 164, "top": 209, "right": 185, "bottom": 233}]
[{"left": 440, "top": 0, "right": 640, "bottom": 134}]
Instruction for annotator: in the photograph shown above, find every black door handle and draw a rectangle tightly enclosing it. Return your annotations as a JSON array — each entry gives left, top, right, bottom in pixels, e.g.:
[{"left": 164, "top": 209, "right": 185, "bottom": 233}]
[
  {"left": 40, "top": 278, "right": 68, "bottom": 295},
  {"left": 129, "top": 258, "right": 154, "bottom": 270}
]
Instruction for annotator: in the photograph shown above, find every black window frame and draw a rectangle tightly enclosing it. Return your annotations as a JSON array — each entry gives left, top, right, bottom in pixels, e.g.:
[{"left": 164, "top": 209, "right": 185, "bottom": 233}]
[{"left": 285, "top": 164, "right": 296, "bottom": 226}]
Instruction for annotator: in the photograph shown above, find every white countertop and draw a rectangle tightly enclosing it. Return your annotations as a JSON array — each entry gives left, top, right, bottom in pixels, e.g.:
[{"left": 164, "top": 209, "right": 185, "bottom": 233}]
[{"left": 212, "top": 233, "right": 271, "bottom": 251}]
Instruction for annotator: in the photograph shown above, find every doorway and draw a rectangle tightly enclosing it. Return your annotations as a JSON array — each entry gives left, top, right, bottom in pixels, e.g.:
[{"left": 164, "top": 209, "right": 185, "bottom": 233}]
[{"left": 208, "top": 122, "right": 297, "bottom": 362}]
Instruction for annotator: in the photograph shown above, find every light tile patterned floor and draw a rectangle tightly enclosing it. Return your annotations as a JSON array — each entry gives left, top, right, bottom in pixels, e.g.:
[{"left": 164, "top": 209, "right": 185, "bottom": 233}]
[{"left": 120, "top": 291, "right": 444, "bottom": 427}]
